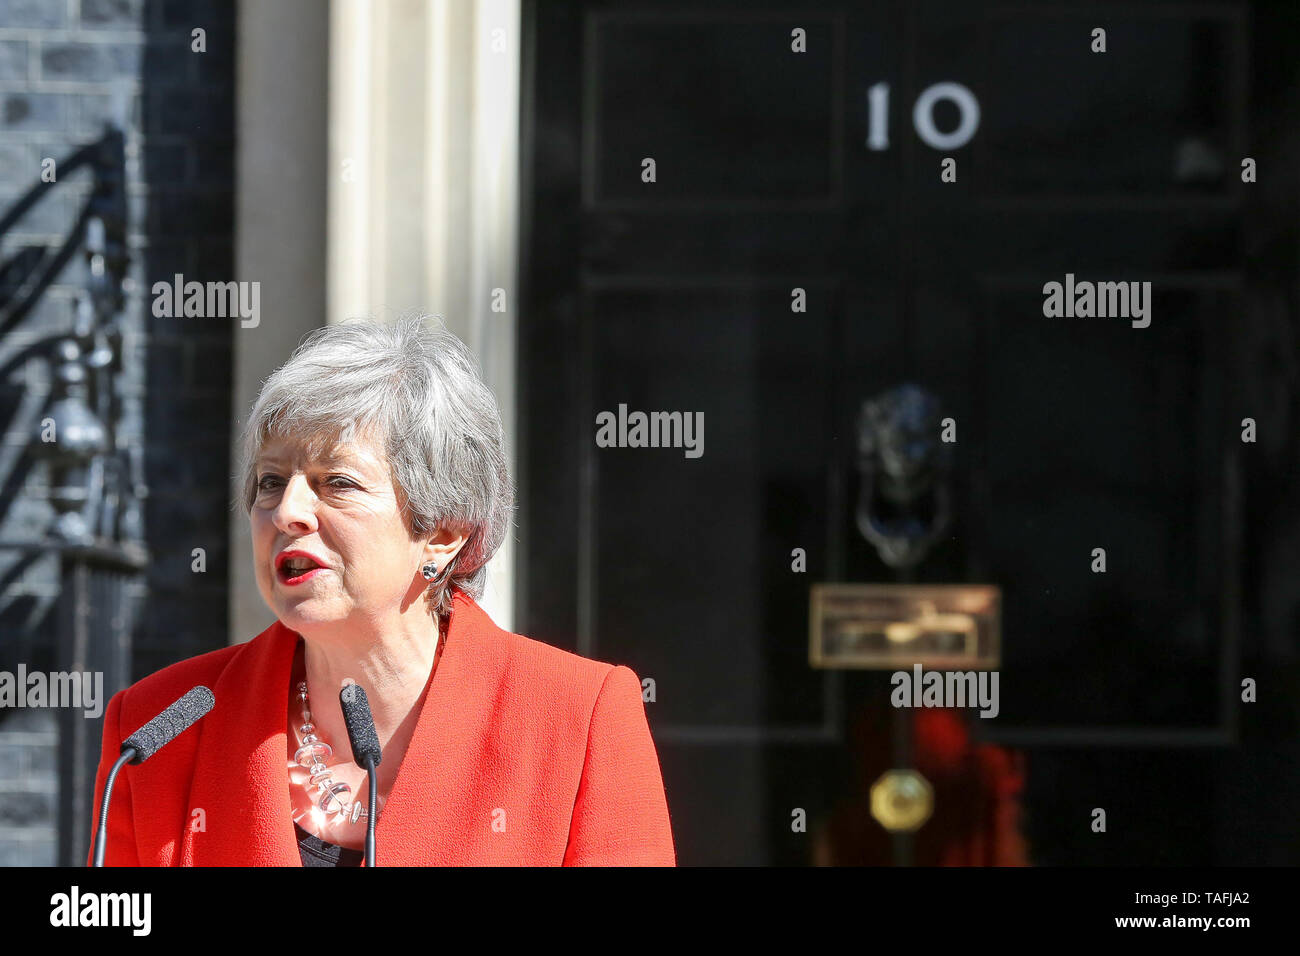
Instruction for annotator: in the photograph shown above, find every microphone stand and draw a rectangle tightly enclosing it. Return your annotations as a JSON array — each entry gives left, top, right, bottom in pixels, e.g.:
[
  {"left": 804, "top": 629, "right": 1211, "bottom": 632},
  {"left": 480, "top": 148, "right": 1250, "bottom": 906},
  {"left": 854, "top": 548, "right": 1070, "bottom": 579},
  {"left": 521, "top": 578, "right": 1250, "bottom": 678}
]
[
  {"left": 364, "top": 756, "right": 377, "bottom": 868},
  {"left": 340, "top": 682, "right": 382, "bottom": 868},
  {"left": 91, "top": 750, "right": 136, "bottom": 867},
  {"left": 88, "top": 685, "right": 214, "bottom": 866}
]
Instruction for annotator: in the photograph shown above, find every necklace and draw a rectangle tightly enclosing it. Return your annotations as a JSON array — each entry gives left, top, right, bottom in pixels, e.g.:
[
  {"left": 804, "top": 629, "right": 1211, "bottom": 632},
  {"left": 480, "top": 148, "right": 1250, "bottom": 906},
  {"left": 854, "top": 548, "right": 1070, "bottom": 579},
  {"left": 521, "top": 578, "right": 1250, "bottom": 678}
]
[
  {"left": 292, "top": 680, "right": 373, "bottom": 825},
  {"left": 289, "top": 617, "right": 447, "bottom": 829}
]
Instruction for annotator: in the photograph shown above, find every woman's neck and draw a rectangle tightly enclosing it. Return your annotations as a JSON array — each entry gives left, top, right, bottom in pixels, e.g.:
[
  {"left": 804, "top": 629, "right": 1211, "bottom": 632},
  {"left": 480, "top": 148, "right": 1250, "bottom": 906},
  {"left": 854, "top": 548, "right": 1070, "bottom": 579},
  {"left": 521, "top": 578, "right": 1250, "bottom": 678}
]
[
  {"left": 290, "top": 611, "right": 447, "bottom": 798},
  {"left": 304, "top": 624, "right": 440, "bottom": 739}
]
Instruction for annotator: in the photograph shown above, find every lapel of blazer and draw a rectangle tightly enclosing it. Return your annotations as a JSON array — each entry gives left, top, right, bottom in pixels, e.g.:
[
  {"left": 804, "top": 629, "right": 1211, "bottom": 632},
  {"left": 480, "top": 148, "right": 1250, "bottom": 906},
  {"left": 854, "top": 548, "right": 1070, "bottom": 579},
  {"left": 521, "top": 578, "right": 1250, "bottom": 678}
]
[
  {"left": 182, "top": 618, "right": 301, "bottom": 866},
  {"left": 371, "top": 590, "right": 494, "bottom": 865},
  {"left": 182, "top": 590, "right": 497, "bottom": 866}
]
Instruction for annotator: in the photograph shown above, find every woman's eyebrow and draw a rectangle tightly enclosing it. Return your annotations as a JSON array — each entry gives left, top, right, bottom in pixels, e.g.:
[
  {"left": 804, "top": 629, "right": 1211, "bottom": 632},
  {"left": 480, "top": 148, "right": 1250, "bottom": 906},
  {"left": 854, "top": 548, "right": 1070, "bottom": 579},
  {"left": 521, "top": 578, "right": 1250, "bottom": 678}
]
[
  {"left": 254, "top": 447, "right": 377, "bottom": 475},
  {"left": 321, "top": 449, "right": 370, "bottom": 468}
]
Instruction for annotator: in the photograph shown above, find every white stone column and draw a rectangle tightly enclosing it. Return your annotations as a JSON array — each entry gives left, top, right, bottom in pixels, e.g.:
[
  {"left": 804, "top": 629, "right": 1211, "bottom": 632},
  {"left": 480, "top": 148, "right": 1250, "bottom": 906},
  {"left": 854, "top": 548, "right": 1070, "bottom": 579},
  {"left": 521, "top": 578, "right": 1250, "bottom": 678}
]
[
  {"left": 230, "top": 0, "right": 331, "bottom": 644},
  {"left": 327, "top": 0, "right": 521, "bottom": 630}
]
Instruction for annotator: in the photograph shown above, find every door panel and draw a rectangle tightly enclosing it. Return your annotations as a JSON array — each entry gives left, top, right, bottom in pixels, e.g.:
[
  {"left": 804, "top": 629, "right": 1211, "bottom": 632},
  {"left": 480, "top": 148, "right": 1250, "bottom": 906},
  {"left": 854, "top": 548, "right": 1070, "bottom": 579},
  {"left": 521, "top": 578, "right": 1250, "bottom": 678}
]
[{"left": 521, "top": 0, "right": 1262, "bottom": 865}]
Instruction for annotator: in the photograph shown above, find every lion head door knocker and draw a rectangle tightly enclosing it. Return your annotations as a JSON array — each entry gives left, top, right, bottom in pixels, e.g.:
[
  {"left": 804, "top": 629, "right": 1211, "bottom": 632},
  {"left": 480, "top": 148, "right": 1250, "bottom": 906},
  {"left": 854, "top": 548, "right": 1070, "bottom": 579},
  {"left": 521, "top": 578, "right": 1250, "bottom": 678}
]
[{"left": 855, "top": 384, "right": 953, "bottom": 570}]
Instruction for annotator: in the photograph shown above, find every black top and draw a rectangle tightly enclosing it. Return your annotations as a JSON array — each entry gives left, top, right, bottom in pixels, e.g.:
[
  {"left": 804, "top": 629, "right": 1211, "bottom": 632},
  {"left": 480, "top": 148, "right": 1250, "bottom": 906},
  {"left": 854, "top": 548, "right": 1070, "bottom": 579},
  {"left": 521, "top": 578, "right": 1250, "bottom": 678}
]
[{"left": 295, "top": 822, "right": 364, "bottom": 867}]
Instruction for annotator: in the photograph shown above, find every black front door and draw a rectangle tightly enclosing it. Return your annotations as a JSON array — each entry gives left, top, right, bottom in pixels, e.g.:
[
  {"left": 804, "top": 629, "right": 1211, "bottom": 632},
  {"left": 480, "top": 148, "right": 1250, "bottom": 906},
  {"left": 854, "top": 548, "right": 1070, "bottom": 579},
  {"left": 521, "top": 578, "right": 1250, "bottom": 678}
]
[{"left": 519, "top": 0, "right": 1281, "bottom": 865}]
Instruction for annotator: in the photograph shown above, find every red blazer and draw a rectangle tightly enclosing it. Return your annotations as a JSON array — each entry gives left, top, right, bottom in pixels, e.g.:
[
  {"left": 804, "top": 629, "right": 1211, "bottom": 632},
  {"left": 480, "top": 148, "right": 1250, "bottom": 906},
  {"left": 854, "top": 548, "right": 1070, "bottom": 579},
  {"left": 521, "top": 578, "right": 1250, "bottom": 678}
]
[{"left": 87, "top": 589, "right": 676, "bottom": 866}]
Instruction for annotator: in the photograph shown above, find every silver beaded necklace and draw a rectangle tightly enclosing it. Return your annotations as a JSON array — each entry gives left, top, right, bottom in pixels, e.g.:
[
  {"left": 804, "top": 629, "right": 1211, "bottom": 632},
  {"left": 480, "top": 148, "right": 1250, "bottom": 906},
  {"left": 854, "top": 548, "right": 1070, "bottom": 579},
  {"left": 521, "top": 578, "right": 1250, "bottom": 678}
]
[{"left": 292, "top": 679, "right": 372, "bottom": 825}]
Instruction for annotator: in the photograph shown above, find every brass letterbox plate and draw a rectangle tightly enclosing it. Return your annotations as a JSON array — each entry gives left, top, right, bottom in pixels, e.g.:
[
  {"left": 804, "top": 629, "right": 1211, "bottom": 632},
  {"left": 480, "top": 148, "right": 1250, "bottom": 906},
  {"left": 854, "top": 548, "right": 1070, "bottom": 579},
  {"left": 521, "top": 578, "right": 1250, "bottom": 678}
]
[{"left": 810, "top": 583, "right": 1000, "bottom": 670}]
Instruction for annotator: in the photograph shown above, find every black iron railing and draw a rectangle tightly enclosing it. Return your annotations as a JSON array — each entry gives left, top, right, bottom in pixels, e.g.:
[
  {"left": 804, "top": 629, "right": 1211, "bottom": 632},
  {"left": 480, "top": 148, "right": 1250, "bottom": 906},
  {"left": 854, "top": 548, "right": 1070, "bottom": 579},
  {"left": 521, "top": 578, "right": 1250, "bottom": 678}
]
[{"left": 0, "top": 121, "right": 149, "bottom": 867}]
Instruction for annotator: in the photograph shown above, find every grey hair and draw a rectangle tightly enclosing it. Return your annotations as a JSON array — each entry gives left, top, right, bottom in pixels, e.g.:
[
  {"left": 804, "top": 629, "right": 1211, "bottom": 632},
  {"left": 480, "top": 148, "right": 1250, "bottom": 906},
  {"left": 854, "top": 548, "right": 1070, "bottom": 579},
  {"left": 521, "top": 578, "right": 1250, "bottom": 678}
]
[{"left": 234, "top": 315, "right": 514, "bottom": 620}]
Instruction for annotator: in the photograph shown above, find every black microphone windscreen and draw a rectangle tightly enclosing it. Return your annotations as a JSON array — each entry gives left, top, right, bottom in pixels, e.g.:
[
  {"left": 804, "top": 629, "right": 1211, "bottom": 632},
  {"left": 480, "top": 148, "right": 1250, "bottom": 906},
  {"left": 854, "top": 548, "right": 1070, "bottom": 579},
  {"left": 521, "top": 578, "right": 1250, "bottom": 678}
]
[
  {"left": 340, "top": 682, "right": 382, "bottom": 768},
  {"left": 121, "top": 685, "right": 215, "bottom": 764}
]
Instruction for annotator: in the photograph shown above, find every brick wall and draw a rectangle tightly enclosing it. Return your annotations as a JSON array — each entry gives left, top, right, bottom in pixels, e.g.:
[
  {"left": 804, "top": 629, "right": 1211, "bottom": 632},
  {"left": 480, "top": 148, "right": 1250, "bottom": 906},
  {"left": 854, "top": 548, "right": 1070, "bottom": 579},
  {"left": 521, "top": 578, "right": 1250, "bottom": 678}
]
[{"left": 0, "top": 0, "right": 235, "bottom": 865}]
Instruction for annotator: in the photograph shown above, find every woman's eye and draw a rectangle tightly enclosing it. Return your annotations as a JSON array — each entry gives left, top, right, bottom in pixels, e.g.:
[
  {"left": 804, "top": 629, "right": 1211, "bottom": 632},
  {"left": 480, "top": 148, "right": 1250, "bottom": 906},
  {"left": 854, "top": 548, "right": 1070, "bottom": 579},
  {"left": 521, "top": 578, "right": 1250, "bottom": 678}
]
[{"left": 255, "top": 474, "right": 356, "bottom": 492}]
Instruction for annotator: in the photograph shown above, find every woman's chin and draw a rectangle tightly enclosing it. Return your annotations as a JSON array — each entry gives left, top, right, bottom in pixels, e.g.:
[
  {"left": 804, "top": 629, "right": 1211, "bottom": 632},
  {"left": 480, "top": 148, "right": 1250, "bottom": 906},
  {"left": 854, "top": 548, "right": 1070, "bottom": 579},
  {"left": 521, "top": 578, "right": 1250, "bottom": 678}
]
[{"left": 275, "top": 601, "right": 347, "bottom": 631}]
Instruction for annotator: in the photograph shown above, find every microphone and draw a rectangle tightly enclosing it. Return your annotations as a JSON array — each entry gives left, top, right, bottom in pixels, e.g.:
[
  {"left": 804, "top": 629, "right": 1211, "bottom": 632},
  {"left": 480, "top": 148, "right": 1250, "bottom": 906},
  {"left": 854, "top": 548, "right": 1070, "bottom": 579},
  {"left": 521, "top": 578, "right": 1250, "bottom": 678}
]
[
  {"left": 121, "top": 686, "right": 215, "bottom": 764},
  {"left": 93, "top": 685, "right": 215, "bottom": 866},
  {"left": 340, "top": 682, "right": 382, "bottom": 867}
]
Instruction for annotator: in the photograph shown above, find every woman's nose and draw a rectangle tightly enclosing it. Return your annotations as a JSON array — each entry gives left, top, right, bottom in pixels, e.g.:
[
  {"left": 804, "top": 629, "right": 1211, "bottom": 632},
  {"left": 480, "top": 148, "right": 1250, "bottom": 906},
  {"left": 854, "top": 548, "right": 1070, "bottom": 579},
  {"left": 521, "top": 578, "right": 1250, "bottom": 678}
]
[{"left": 272, "top": 474, "right": 319, "bottom": 533}]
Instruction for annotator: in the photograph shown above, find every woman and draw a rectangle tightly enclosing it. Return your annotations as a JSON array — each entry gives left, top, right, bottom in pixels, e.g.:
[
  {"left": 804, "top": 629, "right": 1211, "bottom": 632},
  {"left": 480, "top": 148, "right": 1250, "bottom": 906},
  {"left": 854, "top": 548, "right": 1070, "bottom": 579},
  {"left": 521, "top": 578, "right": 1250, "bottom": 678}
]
[{"left": 88, "top": 317, "right": 675, "bottom": 866}]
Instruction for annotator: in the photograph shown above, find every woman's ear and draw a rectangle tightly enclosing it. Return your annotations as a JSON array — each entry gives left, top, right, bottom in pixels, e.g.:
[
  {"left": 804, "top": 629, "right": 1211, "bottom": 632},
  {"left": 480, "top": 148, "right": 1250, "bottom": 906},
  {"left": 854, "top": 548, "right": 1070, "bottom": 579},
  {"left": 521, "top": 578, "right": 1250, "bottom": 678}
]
[{"left": 422, "top": 523, "right": 469, "bottom": 569}]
